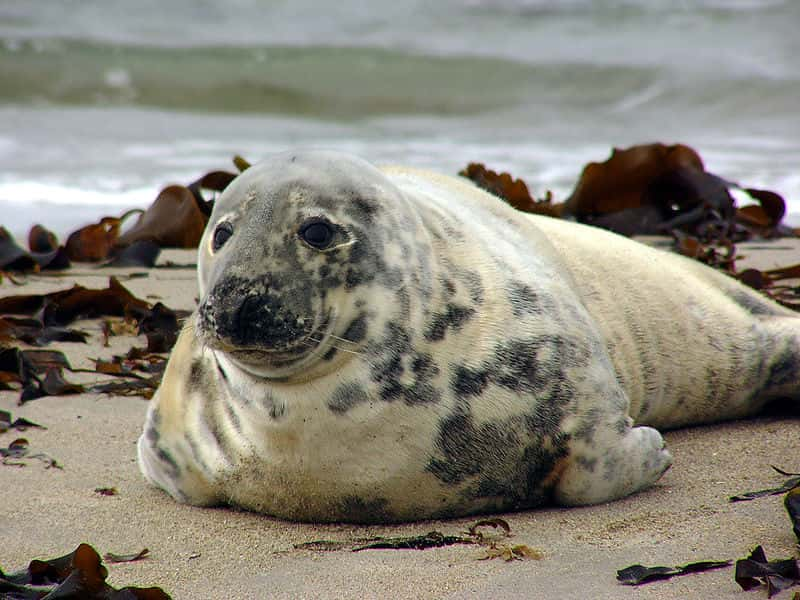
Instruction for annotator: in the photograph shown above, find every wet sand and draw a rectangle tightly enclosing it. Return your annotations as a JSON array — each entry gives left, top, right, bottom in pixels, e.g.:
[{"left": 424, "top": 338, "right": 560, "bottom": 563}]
[{"left": 2, "top": 240, "right": 799, "bottom": 599}]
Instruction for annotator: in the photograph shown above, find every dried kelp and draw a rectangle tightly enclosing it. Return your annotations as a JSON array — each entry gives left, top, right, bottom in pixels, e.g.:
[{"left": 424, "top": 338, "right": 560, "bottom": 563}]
[
  {"left": 0, "top": 316, "right": 89, "bottom": 346},
  {"left": 560, "top": 143, "right": 786, "bottom": 241},
  {"left": 103, "top": 549, "right": 149, "bottom": 564},
  {"left": 298, "top": 518, "right": 541, "bottom": 562},
  {"left": 735, "top": 546, "right": 800, "bottom": 597},
  {"left": 90, "top": 375, "right": 162, "bottom": 399},
  {"left": 0, "top": 410, "right": 45, "bottom": 433},
  {"left": 20, "top": 366, "right": 86, "bottom": 403},
  {"left": 352, "top": 531, "right": 472, "bottom": 551},
  {"left": 672, "top": 230, "right": 738, "bottom": 273},
  {"left": 459, "top": 163, "right": 560, "bottom": 216},
  {"left": 0, "top": 312, "right": 171, "bottom": 401},
  {"left": 0, "top": 543, "right": 170, "bottom": 599},
  {"left": 116, "top": 186, "right": 209, "bottom": 249},
  {"left": 0, "top": 437, "right": 61, "bottom": 469},
  {"left": 737, "top": 264, "right": 800, "bottom": 310},
  {"left": 729, "top": 466, "right": 800, "bottom": 502},
  {"left": 785, "top": 487, "right": 800, "bottom": 543},
  {"left": 138, "top": 302, "right": 184, "bottom": 353},
  {"left": 0, "top": 277, "right": 150, "bottom": 327},
  {"left": 0, "top": 277, "right": 185, "bottom": 377},
  {"left": 65, "top": 214, "right": 136, "bottom": 262},
  {"left": 617, "top": 560, "right": 731, "bottom": 585},
  {"left": 28, "top": 225, "right": 58, "bottom": 254},
  {"left": 102, "top": 240, "right": 162, "bottom": 268},
  {"left": 0, "top": 160, "right": 238, "bottom": 272},
  {"left": 0, "top": 348, "right": 89, "bottom": 403},
  {"left": 0, "top": 226, "right": 70, "bottom": 273},
  {"left": 94, "top": 487, "right": 118, "bottom": 497},
  {"left": 458, "top": 142, "right": 799, "bottom": 309}
]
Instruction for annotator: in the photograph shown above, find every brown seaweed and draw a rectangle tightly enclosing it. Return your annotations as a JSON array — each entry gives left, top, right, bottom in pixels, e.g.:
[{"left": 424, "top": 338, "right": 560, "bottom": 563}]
[
  {"left": 28, "top": 224, "right": 58, "bottom": 253},
  {"left": 0, "top": 227, "right": 69, "bottom": 273},
  {"left": 20, "top": 367, "right": 86, "bottom": 403},
  {"left": 735, "top": 546, "right": 800, "bottom": 597},
  {"left": 103, "top": 549, "right": 149, "bottom": 564},
  {"left": 0, "top": 277, "right": 150, "bottom": 327},
  {"left": 617, "top": 560, "right": 732, "bottom": 586},
  {"left": 0, "top": 317, "right": 89, "bottom": 346},
  {"left": 298, "top": 518, "right": 540, "bottom": 561},
  {"left": 0, "top": 410, "right": 46, "bottom": 433},
  {"left": 103, "top": 240, "right": 161, "bottom": 268},
  {"left": 0, "top": 437, "right": 61, "bottom": 469},
  {"left": 116, "top": 186, "right": 209, "bottom": 249},
  {"left": 785, "top": 487, "right": 800, "bottom": 542},
  {"left": 729, "top": 466, "right": 800, "bottom": 502},
  {"left": 0, "top": 543, "right": 170, "bottom": 599},
  {"left": 138, "top": 302, "right": 183, "bottom": 353},
  {"left": 65, "top": 216, "right": 128, "bottom": 262},
  {"left": 459, "top": 163, "right": 560, "bottom": 216}
]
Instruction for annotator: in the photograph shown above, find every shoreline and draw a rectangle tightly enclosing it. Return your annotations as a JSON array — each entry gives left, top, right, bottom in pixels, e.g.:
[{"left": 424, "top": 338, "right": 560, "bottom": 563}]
[{"left": 2, "top": 242, "right": 800, "bottom": 599}]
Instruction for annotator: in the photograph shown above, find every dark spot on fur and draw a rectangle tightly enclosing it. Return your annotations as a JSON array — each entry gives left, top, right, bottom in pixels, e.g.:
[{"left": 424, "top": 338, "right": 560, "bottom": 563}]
[
  {"left": 145, "top": 425, "right": 159, "bottom": 445},
  {"left": 424, "top": 303, "right": 475, "bottom": 342},
  {"left": 380, "top": 266, "right": 404, "bottom": 289},
  {"left": 368, "top": 323, "right": 441, "bottom": 405},
  {"left": 765, "top": 345, "right": 799, "bottom": 389},
  {"left": 451, "top": 365, "right": 490, "bottom": 397},
  {"left": 426, "top": 411, "right": 496, "bottom": 484},
  {"left": 155, "top": 446, "right": 180, "bottom": 479},
  {"left": 338, "top": 496, "right": 394, "bottom": 524},
  {"left": 345, "top": 268, "right": 363, "bottom": 290},
  {"left": 459, "top": 269, "right": 485, "bottom": 304},
  {"left": 573, "top": 408, "right": 602, "bottom": 442},
  {"left": 426, "top": 405, "right": 570, "bottom": 509},
  {"left": 189, "top": 359, "right": 205, "bottom": 389},
  {"left": 576, "top": 455, "right": 598, "bottom": 473},
  {"left": 328, "top": 382, "right": 370, "bottom": 413},
  {"left": 397, "top": 287, "right": 411, "bottom": 318},
  {"left": 223, "top": 399, "right": 242, "bottom": 433},
  {"left": 441, "top": 278, "right": 456, "bottom": 298},
  {"left": 507, "top": 280, "right": 542, "bottom": 316},
  {"left": 343, "top": 313, "right": 368, "bottom": 343},
  {"left": 733, "top": 290, "right": 788, "bottom": 317}
]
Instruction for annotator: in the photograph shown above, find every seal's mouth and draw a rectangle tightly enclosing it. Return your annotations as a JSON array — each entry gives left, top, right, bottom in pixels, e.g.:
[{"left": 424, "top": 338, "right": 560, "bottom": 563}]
[{"left": 198, "top": 310, "right": 335, "bottom": 377}]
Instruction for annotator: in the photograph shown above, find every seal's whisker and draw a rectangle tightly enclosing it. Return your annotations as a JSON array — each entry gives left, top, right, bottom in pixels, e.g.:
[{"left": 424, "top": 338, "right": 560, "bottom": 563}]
[
  {"left": 324, "top": 332, "right": 360, "bottom": 346},
  {"left": 305, "top": 335, "right": 366, "bottom": 357}
]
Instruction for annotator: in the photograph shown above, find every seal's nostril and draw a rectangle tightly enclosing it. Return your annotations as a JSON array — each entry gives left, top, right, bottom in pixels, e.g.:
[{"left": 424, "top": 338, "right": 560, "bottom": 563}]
[{"left": 236, "top": 295, "right": 261, "bottom": 343}]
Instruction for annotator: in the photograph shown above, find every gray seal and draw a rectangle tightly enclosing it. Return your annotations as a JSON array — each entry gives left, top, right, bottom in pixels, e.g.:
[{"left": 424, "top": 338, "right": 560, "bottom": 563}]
[{"left": 137, "top": 150, "right": 800, "bottom": 523}]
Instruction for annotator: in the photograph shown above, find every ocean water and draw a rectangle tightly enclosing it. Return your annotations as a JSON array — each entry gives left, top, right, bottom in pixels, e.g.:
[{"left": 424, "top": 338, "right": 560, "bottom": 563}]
[{"left": 1, "top": 0, "right": 798, "bottom": 239}]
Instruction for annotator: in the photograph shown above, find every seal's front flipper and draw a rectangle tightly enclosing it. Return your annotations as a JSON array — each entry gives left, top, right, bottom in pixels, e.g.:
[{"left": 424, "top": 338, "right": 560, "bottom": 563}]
[{"left": 554, "top": 424, "right": 672, "bottom": 506}]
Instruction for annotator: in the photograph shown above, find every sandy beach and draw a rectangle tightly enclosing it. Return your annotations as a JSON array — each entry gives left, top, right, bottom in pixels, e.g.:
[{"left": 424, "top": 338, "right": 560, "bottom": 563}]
[{"left": 2, "top": 240, "right": 800, "bottom": 599}]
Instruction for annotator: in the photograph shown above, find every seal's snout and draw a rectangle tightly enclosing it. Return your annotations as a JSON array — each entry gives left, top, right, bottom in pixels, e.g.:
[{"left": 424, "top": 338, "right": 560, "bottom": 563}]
[
  {"left": 232, "top": 293, "right": 302, "bottom": 347},
  {"left": 198, "top": 275, "right": 312, "bottom": 353}
]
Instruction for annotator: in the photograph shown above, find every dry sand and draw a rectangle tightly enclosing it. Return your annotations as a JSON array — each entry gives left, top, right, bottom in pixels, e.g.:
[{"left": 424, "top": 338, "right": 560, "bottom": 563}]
[{"left": 2, "top": 240, "right": 800, "bottom": 599}]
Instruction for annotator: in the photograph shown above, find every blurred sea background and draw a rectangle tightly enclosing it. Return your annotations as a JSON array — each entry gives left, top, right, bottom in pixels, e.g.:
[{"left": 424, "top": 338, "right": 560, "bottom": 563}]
[{"left": 1, "top": 0, "right": 798, "bottom": 239}]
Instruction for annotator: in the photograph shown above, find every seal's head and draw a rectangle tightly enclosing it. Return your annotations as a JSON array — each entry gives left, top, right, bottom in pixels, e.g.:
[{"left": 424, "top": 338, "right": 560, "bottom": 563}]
[{"left": 196, "top": 150, "right": 424, "bottom": 381}]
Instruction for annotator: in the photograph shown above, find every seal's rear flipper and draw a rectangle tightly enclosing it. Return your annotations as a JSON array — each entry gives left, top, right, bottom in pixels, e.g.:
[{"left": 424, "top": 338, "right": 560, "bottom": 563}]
[{"left": 554, "top": 424, "right": 672, "bottom": 506}]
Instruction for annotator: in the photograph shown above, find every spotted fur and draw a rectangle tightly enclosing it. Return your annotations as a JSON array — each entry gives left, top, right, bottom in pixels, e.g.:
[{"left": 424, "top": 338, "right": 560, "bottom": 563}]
[{"left": 138, "top": 150, "right": 800, "bottom": 523}]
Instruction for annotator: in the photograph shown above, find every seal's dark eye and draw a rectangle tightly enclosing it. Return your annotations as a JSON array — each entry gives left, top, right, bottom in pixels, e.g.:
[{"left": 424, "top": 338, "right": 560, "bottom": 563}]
[
  {"left": 212, "top": 222, "right": 233, "bottom": 252},
  {"left": 299, "top": 220, "right": 334, "bottom": 249}
]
